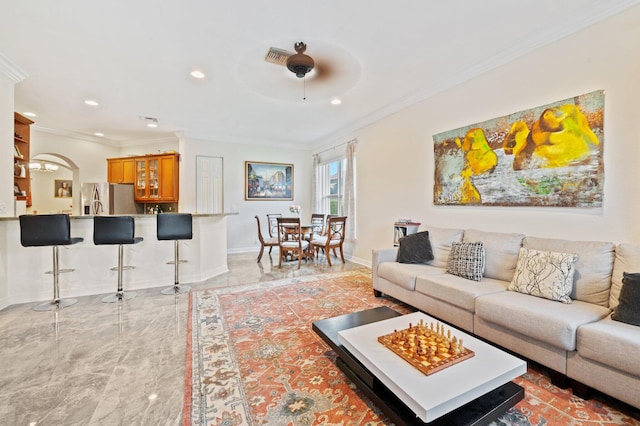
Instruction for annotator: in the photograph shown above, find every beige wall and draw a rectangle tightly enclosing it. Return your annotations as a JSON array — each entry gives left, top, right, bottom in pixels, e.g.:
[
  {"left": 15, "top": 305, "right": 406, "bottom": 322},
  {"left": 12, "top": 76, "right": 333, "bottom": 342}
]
[{"left": 334, "top": 8, "right": 640, "bottom": 265}]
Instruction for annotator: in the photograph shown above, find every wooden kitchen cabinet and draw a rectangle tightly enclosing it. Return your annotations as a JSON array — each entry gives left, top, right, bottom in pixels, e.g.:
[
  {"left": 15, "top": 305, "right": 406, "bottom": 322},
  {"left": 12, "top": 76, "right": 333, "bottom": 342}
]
[
  {"left": 107, "top": 157, "right": 135, "bottom": 183},
  {"left": 133, "top": 153, "right": 179, "bottom": 202}
]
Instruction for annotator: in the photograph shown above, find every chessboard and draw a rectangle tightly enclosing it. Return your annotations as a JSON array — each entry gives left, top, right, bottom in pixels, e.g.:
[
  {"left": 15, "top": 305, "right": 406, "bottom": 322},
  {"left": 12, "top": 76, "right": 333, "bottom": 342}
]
[{"left": 377, "top": 319, "right": 474, "bottom": 376}]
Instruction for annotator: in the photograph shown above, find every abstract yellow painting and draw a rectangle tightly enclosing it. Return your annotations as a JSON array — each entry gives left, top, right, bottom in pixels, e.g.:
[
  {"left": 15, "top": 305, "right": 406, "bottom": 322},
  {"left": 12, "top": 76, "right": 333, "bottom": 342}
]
[{"left": 433, "top": 90, "right": 604, "bottom": 207}]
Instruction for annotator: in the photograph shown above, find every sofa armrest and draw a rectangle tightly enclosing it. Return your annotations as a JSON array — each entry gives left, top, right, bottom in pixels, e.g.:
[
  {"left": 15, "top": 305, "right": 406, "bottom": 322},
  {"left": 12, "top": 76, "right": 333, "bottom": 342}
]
[{"left": 372, "top": 247, "right": 398, "bottom": 289}]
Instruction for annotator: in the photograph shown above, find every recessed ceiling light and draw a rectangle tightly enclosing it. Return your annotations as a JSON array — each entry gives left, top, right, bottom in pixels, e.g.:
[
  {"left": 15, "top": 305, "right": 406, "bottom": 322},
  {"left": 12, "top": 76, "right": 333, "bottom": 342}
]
[
  {"left": 23, "top": 111, "right": 37, "bottom": 117},
  {"left": 331, "top": 98, "right": 342, "bottom": 105},
  {"left": 84, "top": 100, "right": 99, "bottom": 106},
  {"left": 94, "top": 132, "right": 104, "bottom": 137},
  {"left": 147, "top": 123, "right": 158, "bottom": 128},
  {"left": 190, "top": 70, "right": 205, "bottom": 79}
]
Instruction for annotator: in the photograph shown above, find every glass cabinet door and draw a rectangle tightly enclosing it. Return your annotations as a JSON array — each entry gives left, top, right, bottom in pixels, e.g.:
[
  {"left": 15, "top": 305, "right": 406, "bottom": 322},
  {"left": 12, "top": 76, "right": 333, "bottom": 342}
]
[
  {"left": 148, "top": 158, "right": 159, "bottom": 198},
  {"left": 136, "top": 159, "right": 147, "bottom": 199}
]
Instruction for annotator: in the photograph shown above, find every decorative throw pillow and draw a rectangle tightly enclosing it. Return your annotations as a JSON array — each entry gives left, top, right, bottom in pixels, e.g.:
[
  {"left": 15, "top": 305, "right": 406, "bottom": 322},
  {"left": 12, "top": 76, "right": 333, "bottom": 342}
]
[
  {"left": 396, "top": 231, "right": 434, "bottom": 264},
  {"left": 611, "top": 272, "right": 640, "bottom": 326},
  {"left": 509, "top": 248, "right": 578, "bottom": 303},
  {"left": 447, "top": 241, "right": 485, "bottom": 281}
]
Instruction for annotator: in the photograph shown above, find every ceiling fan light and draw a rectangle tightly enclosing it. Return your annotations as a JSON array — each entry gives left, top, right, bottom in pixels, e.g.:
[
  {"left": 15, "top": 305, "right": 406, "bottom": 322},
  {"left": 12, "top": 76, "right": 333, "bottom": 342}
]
[{"left": 286, "top": 42, "right": 315, "bottom": 78}]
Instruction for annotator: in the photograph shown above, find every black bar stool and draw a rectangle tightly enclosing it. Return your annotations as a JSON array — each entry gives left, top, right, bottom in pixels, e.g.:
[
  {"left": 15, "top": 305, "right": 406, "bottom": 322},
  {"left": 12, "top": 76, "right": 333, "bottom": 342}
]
[
  {"left": 19, "top": 214, "right": 83, "bottom": 311},
  {"left": 157, "top": 213, "right": 192, "bottom": 295},
  {"left": 93, "top": 216, "right": 143, "bottom": 303}
]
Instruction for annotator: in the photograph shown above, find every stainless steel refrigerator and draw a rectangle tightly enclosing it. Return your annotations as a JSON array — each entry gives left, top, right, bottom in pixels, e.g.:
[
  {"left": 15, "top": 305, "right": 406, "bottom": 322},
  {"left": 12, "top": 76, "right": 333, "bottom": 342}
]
[{"left": 81, "top": 183, "right": 141, "bottom": 215}]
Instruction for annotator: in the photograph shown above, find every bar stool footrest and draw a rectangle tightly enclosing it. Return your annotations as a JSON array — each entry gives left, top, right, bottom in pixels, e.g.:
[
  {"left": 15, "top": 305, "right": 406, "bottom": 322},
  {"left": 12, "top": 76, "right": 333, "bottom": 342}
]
[
  {"left": 110, "top": 266, "right": 135, "bottom": 271},
  {"left": 45, "top": 268, "right": 75, "bottom": 274},
  {"left": 166, "top": 260, "right": 188, "bottom": 265}
]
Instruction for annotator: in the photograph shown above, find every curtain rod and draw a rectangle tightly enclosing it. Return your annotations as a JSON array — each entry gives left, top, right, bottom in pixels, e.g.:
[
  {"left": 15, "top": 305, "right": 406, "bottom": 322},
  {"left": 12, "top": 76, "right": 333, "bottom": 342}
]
[{"left": 314, "top": 139, "right": 357, "bottom": 156}]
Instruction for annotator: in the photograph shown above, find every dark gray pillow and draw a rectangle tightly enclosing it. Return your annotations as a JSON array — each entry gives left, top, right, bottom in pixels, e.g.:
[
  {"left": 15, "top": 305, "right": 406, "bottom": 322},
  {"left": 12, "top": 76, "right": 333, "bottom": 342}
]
[
  {"left": 396, "top": 231, "right": 434, "bottom": 264},
  {"left": 612, "top": 272, "right": 640, "bottom": 326}
]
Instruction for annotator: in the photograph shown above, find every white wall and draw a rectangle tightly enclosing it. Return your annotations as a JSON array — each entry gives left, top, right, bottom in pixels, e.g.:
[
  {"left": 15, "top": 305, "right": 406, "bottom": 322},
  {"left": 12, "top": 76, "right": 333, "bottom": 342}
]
[
  {"left": 0, "top": 74, "right": 13, "bottom": 307},
  {"left": 0, "top": 75, "right": 15, "bottom": 217},
  {"left": 181, "top": 137, "right": 312, "bottom": 253},
  {"left": 333, "top": 8, "right": 640, "bottom": 265}
]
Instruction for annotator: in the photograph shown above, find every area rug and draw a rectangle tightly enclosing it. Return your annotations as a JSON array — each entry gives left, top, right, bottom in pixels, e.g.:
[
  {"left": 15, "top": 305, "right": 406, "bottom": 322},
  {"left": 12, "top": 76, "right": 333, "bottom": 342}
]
[{"left": 184, "top": 269, "right": 640, "bottom": 425}]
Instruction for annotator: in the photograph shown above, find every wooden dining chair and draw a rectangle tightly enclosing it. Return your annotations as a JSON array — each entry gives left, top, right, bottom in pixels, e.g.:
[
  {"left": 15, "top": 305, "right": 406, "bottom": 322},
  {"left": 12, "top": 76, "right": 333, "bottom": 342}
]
[
  {"left": 266, "top": 213, "right": 282, "bottom": 238},
  {"left": 255, "top": 215, "right": 279, "bottom": 262},
  {"left": 310, "top": 213, "right": 325, "bottom": 238},
  {"left": 311, "top": 216, "right": 347, "bottom": 266},
  {"left": 277, "top": 217, "right": 310, "bottom": 269}
]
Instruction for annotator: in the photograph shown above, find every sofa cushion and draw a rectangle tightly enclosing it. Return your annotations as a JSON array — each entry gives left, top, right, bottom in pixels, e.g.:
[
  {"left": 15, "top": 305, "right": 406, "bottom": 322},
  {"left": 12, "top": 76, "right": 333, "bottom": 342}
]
[
  {"left": 475, "top": 291, "right": 611, "bottom": 351},
  {"left": 447, "top": 241, "right": 485, "bottom": 281},
  {"left": 422, "top": 226, "right": 464, "bottom": 268},
  {"left": 611, "top": 272, "right": 640, "bottom": 326},
  {"left": 415, "top": 273, "right": 508, "bottom": 312},
  {"left": 523, "top": 236, "right": 615, "bottom": 307},
  {"left": 610, "top": 243, "right": 640, "bottom": 308},
  {"left": 576, "top": 315, "right": 640, "bottom": 377},
  {"left": 463, "top": 229, "right": 524, "bottom": 282},
  {"left": 377, "top": 262, "right": 445, "bottom": 291},
  {"left": 396, "top": 231, "right": 434, "bottom": 264},
  {"left": 509, "top": 248, "right": 578, "bottom": 304}
]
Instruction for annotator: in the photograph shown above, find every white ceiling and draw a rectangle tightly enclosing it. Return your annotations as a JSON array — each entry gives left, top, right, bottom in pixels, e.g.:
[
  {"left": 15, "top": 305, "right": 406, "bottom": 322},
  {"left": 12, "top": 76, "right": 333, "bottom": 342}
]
[{"left": 1, "top": 1, "right": 639, "bottom": 149}]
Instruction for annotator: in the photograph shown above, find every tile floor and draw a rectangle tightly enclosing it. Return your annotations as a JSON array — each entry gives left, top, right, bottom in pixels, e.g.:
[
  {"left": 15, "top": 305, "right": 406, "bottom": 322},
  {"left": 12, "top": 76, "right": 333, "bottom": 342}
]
[{"left": 0, "top": 251, "right": 362, "bottom": 425}]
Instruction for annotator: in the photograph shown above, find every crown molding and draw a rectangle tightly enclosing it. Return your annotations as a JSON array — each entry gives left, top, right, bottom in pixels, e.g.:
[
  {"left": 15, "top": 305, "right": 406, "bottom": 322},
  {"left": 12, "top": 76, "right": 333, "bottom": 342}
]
[
  {"left": 0, "top": 52, "right": 28, "bottom": 83},
  {"left": 33, "top": 125, "right": 121, "bottom": 147},
  {"left": 33, "top": 125, "right": 179, "bottom": 148},
  {"left": 182, "top": 129, "right": 312, "bottom": 151},
  {"left": 118, "top": 134, "right": 180, "bottom": 147}
]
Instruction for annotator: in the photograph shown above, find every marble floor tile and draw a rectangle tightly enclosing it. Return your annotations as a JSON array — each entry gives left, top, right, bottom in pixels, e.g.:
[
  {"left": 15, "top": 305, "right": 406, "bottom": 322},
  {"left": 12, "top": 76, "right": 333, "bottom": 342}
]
[{"left": 0, "top": 251, "right": 363, "bottom": 425}]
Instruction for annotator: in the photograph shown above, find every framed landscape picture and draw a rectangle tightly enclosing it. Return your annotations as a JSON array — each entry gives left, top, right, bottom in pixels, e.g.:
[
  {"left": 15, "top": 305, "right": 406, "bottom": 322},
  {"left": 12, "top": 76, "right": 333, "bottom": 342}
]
[{"left": 245, "top": 161, "right": 293, "bottom": 200}]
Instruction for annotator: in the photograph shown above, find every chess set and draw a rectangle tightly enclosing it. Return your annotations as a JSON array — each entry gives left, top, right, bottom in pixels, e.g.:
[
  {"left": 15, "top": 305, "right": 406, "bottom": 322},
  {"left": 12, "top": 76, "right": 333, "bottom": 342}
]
[{"left": 377, "top": 319, "right": 474, "bottom": 376}]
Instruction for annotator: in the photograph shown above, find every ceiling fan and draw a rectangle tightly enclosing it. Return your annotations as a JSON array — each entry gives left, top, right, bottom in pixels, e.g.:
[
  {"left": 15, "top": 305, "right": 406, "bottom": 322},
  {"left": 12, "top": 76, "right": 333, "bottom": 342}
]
[{"left": 265, "top": 41, "right": 315, "bottom": 78}]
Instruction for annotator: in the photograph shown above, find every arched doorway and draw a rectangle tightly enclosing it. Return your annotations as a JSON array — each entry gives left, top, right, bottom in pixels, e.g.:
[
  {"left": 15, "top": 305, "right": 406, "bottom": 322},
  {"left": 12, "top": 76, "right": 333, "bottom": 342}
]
[{"left": 29, "top": 153, "right": 81, "bottom": 215}]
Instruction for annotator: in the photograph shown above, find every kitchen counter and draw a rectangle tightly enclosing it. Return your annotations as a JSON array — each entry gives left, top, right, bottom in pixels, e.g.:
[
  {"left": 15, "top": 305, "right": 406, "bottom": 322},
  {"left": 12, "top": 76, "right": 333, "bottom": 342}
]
[
  {"left": 0, "top": 212, "right": 236, "bottom": 221},
  {"left": 0, "top": 213, "right": 237, "bottom": 310}
]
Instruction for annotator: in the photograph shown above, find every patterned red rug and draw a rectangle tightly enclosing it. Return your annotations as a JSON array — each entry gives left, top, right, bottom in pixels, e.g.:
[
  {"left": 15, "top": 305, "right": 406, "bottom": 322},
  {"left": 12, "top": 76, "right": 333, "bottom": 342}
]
[{"left": 184, "top": 270, "right": 639, "bottom": 425}]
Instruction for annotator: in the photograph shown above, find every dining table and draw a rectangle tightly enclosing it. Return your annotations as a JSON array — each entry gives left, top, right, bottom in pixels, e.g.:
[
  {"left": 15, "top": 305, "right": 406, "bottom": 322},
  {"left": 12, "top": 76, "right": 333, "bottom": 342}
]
[{"left": 280, "top": 222, "right": 315, "bottom": 261}]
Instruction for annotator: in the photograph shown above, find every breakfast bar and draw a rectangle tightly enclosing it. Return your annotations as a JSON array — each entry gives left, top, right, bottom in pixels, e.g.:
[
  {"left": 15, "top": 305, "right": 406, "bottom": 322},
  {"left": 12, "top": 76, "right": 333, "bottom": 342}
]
[{"left": 0, "top": 213, "right": 234, "bottom": 309}]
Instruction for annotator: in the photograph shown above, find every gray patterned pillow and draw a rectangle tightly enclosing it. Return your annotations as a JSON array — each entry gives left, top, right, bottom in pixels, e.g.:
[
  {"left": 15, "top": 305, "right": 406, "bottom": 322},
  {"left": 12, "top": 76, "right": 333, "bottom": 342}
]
[
  {"left": 447, "top": 241, "right": 485, "bottom": 281},
  {"left": 509, "top": 248, "right": 578, "bottom": 303}
]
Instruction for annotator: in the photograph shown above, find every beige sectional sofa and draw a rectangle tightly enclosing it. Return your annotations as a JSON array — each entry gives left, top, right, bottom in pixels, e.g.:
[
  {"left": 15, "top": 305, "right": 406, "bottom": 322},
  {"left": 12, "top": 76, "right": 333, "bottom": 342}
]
[{"left": 371, "top": 226, "right": 640, "bottom": 409}]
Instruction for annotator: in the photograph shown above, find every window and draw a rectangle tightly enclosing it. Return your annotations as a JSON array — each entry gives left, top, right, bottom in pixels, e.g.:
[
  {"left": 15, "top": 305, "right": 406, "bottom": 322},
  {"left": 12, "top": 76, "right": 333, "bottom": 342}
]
[
  {"left": 313, "top": 139, "right": 356, "bottom": 242},
  {"left": 317, "top": 158, "right": 347, "bottom": 215}
]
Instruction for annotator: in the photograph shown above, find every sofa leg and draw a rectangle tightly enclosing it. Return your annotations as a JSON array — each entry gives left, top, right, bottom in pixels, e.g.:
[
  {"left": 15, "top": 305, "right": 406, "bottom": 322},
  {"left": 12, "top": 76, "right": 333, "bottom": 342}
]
[
  {"left": 548, "top": 369, "right": 568, "bottom": 388},
  {"left": 373, "top": 289, "right": 382, "bottom": 297},
  {"left": 570, "top": 379, "right": 593, "bottom": 400}
]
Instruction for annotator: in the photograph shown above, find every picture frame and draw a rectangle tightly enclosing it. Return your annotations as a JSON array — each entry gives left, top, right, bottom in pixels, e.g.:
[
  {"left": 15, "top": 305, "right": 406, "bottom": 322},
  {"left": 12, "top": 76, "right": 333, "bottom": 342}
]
[
  {"left": 432, "top": 90, "right": 604, "bottom": 207},
  {"left": 14, "top": 183, "right": 22, "bottom": 196},
  {"left": 54, "top": 179, "right": 72, "bottom": 198},
  {"left": 14, "top": 145, "right": 22, "bottom": 158},
  {"left": 245, "top": 161, "right": 293, "bottom": 200}
]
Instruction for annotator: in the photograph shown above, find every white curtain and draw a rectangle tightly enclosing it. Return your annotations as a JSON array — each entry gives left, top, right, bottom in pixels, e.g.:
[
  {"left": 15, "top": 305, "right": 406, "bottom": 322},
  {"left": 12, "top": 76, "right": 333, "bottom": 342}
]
[
  {"left": 311, "top": 153, "right": 321, "bottom": 213},
  {"left": 344, "top": 139, "right": 357, "bottom": 242}
]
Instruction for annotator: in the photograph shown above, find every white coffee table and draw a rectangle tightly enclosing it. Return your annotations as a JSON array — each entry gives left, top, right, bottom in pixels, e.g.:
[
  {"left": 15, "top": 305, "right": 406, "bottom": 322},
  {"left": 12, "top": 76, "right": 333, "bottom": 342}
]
[{"left": 338, "top": 311, "right": 526, "bottom": 423}]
